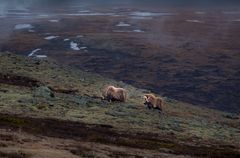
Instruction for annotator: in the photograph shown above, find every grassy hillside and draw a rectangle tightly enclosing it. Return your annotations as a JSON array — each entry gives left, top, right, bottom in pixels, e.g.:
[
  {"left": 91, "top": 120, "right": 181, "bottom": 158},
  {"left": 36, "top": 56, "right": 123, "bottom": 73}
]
[{"left": 0, "top": 53, "right": 239, "bottom": 158}]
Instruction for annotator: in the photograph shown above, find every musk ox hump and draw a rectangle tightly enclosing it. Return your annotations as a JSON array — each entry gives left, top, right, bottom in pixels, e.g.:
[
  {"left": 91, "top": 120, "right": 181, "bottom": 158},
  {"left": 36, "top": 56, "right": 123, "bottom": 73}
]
[{"left": 103, "top": 86, "right": 127, "bottom": 102}]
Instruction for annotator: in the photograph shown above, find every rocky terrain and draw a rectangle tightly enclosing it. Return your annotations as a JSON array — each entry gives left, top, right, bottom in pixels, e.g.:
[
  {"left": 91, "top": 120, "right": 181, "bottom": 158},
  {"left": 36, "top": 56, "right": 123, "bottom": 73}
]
[{"left": 0, "top": 53, "right": 239, "bottom": 158}]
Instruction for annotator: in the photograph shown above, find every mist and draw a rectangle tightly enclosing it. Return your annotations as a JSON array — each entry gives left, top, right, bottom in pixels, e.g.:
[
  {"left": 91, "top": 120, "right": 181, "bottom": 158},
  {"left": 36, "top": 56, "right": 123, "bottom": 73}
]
[{"left": 1, "top": 0, "right": 240, "bottom": 11}]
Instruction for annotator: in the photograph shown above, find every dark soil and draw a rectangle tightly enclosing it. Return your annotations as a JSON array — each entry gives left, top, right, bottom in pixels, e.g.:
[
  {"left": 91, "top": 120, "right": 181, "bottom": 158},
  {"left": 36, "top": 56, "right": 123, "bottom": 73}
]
[{"left": 0, "top": 114, "right": 239, "bottom": 158}]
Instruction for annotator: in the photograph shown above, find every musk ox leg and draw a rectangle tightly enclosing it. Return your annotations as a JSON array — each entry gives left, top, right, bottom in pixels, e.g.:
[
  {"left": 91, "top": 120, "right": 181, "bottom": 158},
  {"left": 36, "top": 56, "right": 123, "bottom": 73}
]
[
  {"left": 147, "top": 104, "right": 153, "bottom": 110},
  {"left": 144, "top": 102, "right": 153, "bottom": 110},
  {"left": 156, "top": 107, "right": 163, "bottom": 112},
  {"left": 106, "top": 95, "right": 112, "bottom": 102}
]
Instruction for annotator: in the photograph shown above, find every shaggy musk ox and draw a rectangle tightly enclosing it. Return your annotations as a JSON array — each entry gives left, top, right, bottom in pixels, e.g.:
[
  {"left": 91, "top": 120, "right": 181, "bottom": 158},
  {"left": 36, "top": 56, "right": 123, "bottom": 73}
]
[
  {"left": 103, "top": 86, "right": 127, "bottom": 102},
  {"left": 144, "top": 94, "right": 163, "bottom": 111}
]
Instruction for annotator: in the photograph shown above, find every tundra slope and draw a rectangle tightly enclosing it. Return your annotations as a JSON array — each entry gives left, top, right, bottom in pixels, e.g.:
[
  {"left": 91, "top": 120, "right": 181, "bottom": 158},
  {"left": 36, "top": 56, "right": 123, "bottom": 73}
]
[{"left": 0, "top": 53, "right": 239, "bottom": 158}]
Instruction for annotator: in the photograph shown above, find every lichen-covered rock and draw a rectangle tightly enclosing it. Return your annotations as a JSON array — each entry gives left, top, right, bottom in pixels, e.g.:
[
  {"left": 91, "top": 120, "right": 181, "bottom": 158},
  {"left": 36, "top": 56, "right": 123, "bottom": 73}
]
[{"left": 34, "top": 86, "right": 55, "bottom": 99}]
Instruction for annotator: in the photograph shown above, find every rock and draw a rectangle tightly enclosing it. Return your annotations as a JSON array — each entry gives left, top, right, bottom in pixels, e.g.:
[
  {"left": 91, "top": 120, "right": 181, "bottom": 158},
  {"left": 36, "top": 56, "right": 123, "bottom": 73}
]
[{"left": 34, "top": 86, "right": 55, "bottom": 99}]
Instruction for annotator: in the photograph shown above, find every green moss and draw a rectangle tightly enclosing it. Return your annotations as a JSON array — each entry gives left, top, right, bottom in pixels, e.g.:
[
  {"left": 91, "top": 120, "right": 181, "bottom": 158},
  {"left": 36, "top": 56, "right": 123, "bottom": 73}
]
[
  {"left": 0, "top": 151, "right": 28, "bottom": 158},
  {"left": 0, "top": 116, "right": 26, "bottom": 126},
  {"left": 36, "top": 104, "right": 49, "bottom": 111}
]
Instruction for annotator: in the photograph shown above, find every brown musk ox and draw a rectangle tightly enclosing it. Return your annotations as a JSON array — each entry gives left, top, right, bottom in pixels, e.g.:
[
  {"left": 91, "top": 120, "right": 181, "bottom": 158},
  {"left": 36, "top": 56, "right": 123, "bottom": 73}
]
[
  {"left": 103, "top": 86, "right": 127, "bottom": 102},
  {"left": 144, "top": 94, "right": 164, "bottom": 111}
]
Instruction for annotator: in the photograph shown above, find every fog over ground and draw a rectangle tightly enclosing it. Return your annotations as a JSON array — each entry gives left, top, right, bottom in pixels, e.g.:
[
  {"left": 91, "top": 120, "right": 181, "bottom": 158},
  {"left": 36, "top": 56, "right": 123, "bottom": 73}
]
[
  {"left": 0, "top": 0, "right": 240, "bottom": 18},
  {"left": 0, "top": 0, "right": 240, "bottom": 10}
]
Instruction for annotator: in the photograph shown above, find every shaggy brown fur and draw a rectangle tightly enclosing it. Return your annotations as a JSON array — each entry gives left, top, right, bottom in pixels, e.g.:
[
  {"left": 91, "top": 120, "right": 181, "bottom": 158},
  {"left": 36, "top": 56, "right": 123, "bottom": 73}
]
[
  {"left": 144, "top": 94, "right": 163, "bottom": 111},
  {"left": 103, "top": 86, "right": 127, "bottom": 102}
]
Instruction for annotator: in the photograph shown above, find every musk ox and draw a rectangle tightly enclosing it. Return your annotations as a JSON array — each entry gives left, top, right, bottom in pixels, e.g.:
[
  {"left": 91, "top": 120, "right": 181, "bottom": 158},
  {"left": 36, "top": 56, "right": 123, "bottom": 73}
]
[
  {"left": 103, "top": 86, "right": 127, "bottom": 102},
  {"left": 144, "top": 94, "right": 163, "bottom": 111}
]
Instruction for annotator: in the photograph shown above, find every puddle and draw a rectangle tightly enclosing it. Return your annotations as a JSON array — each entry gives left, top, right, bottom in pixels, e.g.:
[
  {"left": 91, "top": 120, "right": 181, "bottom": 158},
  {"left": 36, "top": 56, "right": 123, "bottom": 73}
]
[
  {"left": 14, "top": 24, "right": 33, "bottom": 30},
  {"left": 113, "top": 30, "right": 131, "bottom": 33},
  {"left": 62, "top": 12, "right": 115, "bottom": 16},
  {"left": 49, "top": 19, "right": 59, "bottom": 23},
  {"left": 76, "top": 35, "right": 84, "bottom": 38},
  {"left": 130, "top": 11, "right": 173, "bottom": 17},
  {"left": 116, "top": 22, "right": 131, "bottom": 27},
  {"left": 113, "top": 29, "right": 144, "bottom": 33},
  {"left": 130, "top": 16, "right": 153, "bottom": 20},
  {"left": 28, "top": 48, "right": 41, "bottom": 57},
  {"left": 78, "top": 10, "right": 91, "bottom": 13},
  {"left": 38, "top": 14, "right": 50, "bottom": 18},
  {"left": 70, "top": 41, "right": 80, "bottom": 50},
  {"left": 80, "top": 47, "right": 87, "bottom": 50},
  {"left": 36, "top": 55, "right": 47, "bottom": 58},
  {"left": 133, "top": 29, "right": 144, "bottom": 33},
  {"left": 186, "top": 20, "right": 204, "bottom": 23},
  {"left": 44, "top": 36, "right": 59, "bottom": 40},
  {"left": 28, "top": 49, "right": 47, "bottom": 59}
]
